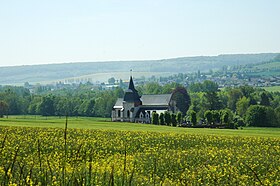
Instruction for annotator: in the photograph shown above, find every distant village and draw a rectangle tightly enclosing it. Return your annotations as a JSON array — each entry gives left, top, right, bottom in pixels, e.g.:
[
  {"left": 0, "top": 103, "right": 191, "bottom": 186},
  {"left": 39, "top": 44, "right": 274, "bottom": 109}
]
[{"left": 23, "top": 69, "right": 280, "bottom": 94}]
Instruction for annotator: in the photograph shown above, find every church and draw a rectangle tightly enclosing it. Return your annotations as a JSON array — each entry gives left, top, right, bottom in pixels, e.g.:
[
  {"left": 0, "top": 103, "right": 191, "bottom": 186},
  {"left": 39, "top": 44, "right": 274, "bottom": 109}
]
[{"left": 111, "top": 76, "right": 188, "bottom": 123}]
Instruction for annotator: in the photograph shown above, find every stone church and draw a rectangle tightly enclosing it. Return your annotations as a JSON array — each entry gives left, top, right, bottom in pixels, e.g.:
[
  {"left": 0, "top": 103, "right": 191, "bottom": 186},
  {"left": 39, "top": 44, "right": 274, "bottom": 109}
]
[{"left": 111, "top": 76, "right": 184, "bottom": 123}]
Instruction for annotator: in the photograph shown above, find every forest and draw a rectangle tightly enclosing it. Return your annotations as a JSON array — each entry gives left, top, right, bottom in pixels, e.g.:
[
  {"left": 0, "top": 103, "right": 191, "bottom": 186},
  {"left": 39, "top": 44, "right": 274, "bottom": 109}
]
[{"left": 0, "top": 80, "right": 280, "bottom": 127}]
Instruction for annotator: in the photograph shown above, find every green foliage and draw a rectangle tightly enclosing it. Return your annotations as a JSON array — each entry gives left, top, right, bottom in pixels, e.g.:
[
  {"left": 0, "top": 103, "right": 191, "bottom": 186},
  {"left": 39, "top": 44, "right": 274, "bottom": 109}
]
[
  {"left": 151, "top": 112, "right": 159, "bottom": 125},
  {"left": 176, "top": 112, "right": 182, "bottom": 124},
  {"left": 204, "top": 110, "right": 213, "bottom": 124},
  {"left": 245, "top": 105, "right": 277, "bottom": 127},
  {"left": 39, "top": 95, "right": 55, "bottom": 116},
  {"left": 159, "top": 113, "right": 165, "bottom": 125},
  {"left": 108, "top": 77, "right": 116, "bottom": 84},
  {"left": 164, "top": 111, "right": 171, "bottom": 126},
  {"left": 275, "top": 107, "right": 280, "bottom": 127},
  {"left": 203, "top": 91, "right": 222, "bottom": 110},
  {"left": 187, "top": 110, "right": 197, "bottom": 125},
  {"left": 236, "top": 97, "right": 250, "bottom": 117},
  {"left": 188, "top": 80, "right": 218, "bottom": 93},
  {"left": 220, "top": 109, "right": 233, "bottom": 126},
  {"left": 172, "top": 87, "right": 191, "bottom": 116},
  {"left": 227, "top": 89, "right": 243, "bottom": 111},
  {"left": 212, "top": 110, "right": 221, "bottom": 124},
  {"left": 260, "top": 92, "right": 271, "bottom": 106},
  {"left": 0, "top": 101, "right": 8, "bottom": 118},
  {"left": 171, "top": 114, "right": 177, "bottom": 127}
]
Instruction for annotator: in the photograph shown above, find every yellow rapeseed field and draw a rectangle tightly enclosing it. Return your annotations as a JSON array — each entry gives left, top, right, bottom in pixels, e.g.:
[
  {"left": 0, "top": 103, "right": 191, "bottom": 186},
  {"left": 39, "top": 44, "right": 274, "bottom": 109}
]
[{"left": 0, "top": 126, "right": 279, "bottom": 185}]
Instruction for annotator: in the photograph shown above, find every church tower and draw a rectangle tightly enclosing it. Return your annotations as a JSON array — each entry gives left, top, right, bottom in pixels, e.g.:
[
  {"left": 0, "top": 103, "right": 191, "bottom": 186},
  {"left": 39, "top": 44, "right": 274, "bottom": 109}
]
[
  {"left": 123, "top": 76, "right": 141, "bottom": 106},
  {"left": 122, "top": 76, "right": 142, "bottom": 122}
]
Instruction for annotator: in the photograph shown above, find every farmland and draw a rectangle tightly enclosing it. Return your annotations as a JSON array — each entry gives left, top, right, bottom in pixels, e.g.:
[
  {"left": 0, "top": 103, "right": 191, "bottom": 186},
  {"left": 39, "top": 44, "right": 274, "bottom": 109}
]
[{"left": 0, "top": 117, "right": 279, "bottom": 185}]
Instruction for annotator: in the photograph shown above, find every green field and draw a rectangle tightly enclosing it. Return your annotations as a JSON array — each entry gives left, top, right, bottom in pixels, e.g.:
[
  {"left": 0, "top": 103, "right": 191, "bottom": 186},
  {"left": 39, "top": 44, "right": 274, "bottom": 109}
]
[
  {"left": 262, "top": 86, "right": 280, "bottom": 92},
  {"left": 0, "top": 116, "right": 280, "bottom": 185},
  {"left": 1, "top": 115, "right": 280, "bottom": 137}
]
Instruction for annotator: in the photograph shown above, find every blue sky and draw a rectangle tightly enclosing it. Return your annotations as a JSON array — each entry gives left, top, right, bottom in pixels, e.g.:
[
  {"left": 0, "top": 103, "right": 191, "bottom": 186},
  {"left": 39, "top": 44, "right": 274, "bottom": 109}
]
[{"left": 0, "top": 0, "right": 279, "bottom": 67}]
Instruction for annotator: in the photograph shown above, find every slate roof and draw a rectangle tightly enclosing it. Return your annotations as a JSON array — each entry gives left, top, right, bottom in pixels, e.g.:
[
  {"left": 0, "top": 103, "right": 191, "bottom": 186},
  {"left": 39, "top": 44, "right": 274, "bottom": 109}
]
[
  {"left": 141, "top": 94, "right": 172, "bottom": 106},
  {"left": 113, "top": 98, "right": 123, "bottom": 109},
  {"left": 123, "top": 76, "right": 141, "bottom": 102}
]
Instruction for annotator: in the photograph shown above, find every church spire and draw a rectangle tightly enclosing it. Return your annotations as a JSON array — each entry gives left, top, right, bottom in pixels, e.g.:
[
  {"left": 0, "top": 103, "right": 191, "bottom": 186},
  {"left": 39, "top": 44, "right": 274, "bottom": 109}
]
[
  {"left": 128, "top": 76, "right": 137, "bottom": 92},
  {"left": 123, "top": 75, "right": 141, "bottom": 103}
]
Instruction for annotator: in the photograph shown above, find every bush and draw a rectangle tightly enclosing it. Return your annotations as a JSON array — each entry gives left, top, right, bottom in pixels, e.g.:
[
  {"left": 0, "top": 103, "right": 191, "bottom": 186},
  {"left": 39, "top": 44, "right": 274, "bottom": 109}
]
[{"left": 245, "top": 105, "right": 277, "bottom": 127}]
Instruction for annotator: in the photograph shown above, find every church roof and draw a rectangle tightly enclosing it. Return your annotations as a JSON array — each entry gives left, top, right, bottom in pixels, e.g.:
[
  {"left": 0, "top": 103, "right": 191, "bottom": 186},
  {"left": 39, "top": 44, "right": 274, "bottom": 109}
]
[
  {"left": 123, "top": 76, "right": 141, "bottom": 102},
  {"left": 113, "top": 98, "right": 123, "bottom": 109},
  {"left": 128, "top": 76, "right": 137, "bottom": 92},
  {"left": 141, "top": 94, "right": 172, "bottom": 106}
]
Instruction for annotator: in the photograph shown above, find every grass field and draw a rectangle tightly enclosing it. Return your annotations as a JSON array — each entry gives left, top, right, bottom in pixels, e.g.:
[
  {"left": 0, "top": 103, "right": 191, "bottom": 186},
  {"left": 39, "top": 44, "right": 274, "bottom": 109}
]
[
  {"left": 0, "top": 116, "right": 280, "bottom": 185},
  {"left": 1, "top": 115, "right": 280, "bottom": 138},
  {"left": 262, "top": 86, "right": 280, "bottom": 92}
]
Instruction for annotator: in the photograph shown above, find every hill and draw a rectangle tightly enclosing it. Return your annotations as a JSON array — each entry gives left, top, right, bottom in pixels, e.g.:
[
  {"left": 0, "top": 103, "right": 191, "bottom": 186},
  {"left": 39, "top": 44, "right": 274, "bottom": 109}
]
[{"left": 0, "top": 53, "right": 278, "bottom": 85}]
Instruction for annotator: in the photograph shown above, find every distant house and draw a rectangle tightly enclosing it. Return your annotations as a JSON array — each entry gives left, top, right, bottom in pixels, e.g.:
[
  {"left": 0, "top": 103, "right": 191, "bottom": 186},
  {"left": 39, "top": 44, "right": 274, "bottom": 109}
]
[{"left": 111, "top": 76, "right": 187, "bottom": 123}]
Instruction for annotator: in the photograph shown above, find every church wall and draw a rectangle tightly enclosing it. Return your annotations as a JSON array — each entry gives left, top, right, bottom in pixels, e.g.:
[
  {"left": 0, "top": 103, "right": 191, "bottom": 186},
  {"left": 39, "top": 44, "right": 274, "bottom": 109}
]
[{"left": 122, "top": 102, "right": 135, "bottom": 122}]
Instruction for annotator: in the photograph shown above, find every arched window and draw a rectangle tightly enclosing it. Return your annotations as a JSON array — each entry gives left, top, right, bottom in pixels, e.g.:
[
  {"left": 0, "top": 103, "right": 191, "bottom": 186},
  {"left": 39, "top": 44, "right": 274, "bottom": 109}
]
[
  {"left": 127, "top": 110, "right": 130, "bottom": 118},
  {"left": 146, "top": 112, "right": 150, "bottom": 118},
  {"left": 118, "top": 110, "right": 121, "bottom": 117}
]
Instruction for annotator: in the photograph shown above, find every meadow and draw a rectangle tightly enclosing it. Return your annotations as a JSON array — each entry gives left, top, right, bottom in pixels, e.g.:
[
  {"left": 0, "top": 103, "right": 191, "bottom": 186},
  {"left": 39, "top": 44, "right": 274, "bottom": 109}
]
[
  {"left": 0, "top": 116, "right": 279, "bottom": 185},
  {"left": 263, "top": 86, "right": 280, "bottom": 93}
]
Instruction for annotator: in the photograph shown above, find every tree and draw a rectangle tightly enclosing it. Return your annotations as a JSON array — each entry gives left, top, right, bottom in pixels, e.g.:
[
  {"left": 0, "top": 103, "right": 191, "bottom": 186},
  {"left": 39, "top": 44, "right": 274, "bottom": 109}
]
[
  {"left": 275, "top": 107, "right": 280, "bottom": 127},
  {"left": 202, "top": 80, "right": 219, "bottom": 92},
  {"left": 260, "top": 92, "right": 271, "bottom": 106},
  {"left": 227, "top": 89, "right": 243, "bottom": 111},
  {"left": 245, "top": 105, "right": 267, "bottom": 127},
  {"left": 171, "top": 114, "right": 177, "bottom": 127},
  {"left": 0, "top": 101, "right": 9, "bottom": 118},
  {"left": 108, "top": 77, "right": 116, "bottom": 84},
  {"left": 159, "top": 113, "right": 165, "bottom": 125},
  {"left": 220, "top": 109, "right": 234, "bottom": 128},
  {"left": 171, "top": 87, "right": 191, "bottom": 116},
  {"left": 151, "top": 112, "right": 159, "bottom": 125},
  {"left": 164, "top": 111, "right": 171, "bottom": 126},
  {"left": 204, "top": 110, "right": 213, "bottom": 124},
  {"left": 236, "top": 96, "right": 250, "bottom": 117},
  {"left": 84, "top": 99, "right": 95, "bottom": 116},
  {"left": 39, "top": 95, "right": 55, "bottom": 116},
  {"left": 204, "top": 91, "right": 222, "bottom": 110},
  {"left": 176, "top": 112, "right": 182, "bottom": 125},
  {"left": 212, "top": 110, "right": 221, "bottom": 124},
  {"left": 188, "top": 110, "right": 197, "bottom": 126}
]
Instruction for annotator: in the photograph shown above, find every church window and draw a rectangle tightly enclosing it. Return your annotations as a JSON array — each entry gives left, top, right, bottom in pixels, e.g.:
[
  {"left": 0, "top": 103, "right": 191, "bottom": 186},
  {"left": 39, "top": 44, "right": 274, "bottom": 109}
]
[{"left": 118, "top": 110, "right": 121, "bottom": 117}]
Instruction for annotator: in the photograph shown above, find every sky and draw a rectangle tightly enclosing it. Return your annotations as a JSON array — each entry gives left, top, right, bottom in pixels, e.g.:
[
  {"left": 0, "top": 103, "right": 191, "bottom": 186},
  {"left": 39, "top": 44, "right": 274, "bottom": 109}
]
[{"left": 0, "top": 0, "right": 279, "bottom": 67}]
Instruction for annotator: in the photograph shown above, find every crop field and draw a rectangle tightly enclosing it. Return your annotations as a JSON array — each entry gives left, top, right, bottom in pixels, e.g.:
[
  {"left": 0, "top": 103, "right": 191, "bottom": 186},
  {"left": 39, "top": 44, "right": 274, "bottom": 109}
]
[
  {"left": 263, "top": 86, "right": 280, "bottom": 92},
  {"left": 0, "top": 116, "right": 280, "bottom": 185}
]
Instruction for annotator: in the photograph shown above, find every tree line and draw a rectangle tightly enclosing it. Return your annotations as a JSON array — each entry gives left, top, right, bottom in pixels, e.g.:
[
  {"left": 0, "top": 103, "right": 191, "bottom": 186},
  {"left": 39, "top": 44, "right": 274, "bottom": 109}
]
[
  {"left": 0, "top": 81, "right": 280, "bottom": 127},
  {"left": 0, "top": 85, "right": 124, "bottom": 118},
  {"left": 146, "top": 81, "right": 280, "bottom": 128}
]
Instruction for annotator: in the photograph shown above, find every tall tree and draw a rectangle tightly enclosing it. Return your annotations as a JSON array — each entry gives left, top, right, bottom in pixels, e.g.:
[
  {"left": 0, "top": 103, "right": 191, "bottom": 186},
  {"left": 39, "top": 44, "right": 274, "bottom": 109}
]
[
  {"left": 151, "top": 112, "right": 159, "bottom": 125},
  {"left": 203, "top": 91, "right": 222, "bottom": 110},
  {"left": 0, "top": 101, "right": 9, "bottom": 118},
  {"left": 204, "top": 110, "right": 213, "bottom": 124},
  {"left": 172, "top": 87, "right": 191, "bottom": 116},
  {"left": 188, "top": 110, "right": 197, "bottom": 126},
  {"left": 159, "top": 113, "right": 165, "bottom": 125},
  {"left": 171, "top": 114, "right": 177, "bottom": 127},
  {"left": 236, "top": 97, "right": 250, "bottom": 117},
  {"left": 227, "top": 89, "right": 243, "bottom": 111},
  {"left": 39, "top": 95, "right": 55, "bottom": 116},
  {"left": 260, "top": 92, "right": 271, "bottom": 106},
  {"left": 245, "top": 105, "right": 267, "bottom": 127},
  {"left": 164, "top": 111, "right": 171, "bottom": 126},
  {"left": 176, "top": 112, "right": 182, "bottom": 125}
]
